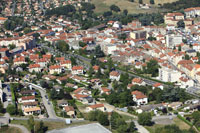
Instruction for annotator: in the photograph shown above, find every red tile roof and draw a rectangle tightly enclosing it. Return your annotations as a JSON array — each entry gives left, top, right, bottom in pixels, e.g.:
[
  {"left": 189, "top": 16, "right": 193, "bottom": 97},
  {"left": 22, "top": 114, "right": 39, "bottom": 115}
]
[
  {"left": 22, "top": 96, "right": 35, "bottom": 100},
  {"left": 131, "top": 91, "right": 147, "bottom": 99},
  {"left": 88, "top": 104, "right": 104, "bottom": 109}
]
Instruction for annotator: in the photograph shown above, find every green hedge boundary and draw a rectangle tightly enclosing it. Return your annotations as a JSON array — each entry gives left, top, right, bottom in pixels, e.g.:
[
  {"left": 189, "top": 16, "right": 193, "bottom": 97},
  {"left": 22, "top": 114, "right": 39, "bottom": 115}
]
[{"left": 177, "top": 114, "right": 193, "bottom": 126}]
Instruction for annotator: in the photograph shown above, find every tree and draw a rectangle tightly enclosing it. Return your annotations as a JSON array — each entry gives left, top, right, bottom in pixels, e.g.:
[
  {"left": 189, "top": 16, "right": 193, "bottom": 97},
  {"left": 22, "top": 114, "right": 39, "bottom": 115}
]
[
  {"left": 70, "top": 57, "right": 77, "bottom": 66},
  {"left": 177, "top": 20, "right": 185, "bottom": 28},
  {"left": 79, "top": 41, "right": 87, "bottom": 47},
  {"left": 139, "top": 0, "right": 143, "bottom": 4},
  {"left": 144, "top": 59, "right": 159, "bottom": 77},
  {"left": 56, "top": 40, "right": 69, "bottom": 53},
  {"left": 128, "top": 121, "right": 136, "bottom": 132},
  {"left": 35, "top": 121, "right": 48, "bottom": 133},
  {"left": 95, "top": 45, "right": 104, "bottom": 58},
  {"left": 88, "top": 66, "right": 94, "bottom": 77},
  {"left": 150, "top": 0, "right": 155, "bottom": 4},
  {"left": 185, "top": 54, "right": 190, "bottom": 60},
  {"left": 155, "top": 125, "right": 185, "bottom": 133},
  {"left": 97, "top": 112, "right": 109, "bottom": 126},
  {"left": 138, "top": 112, "right": 152, "bottom": 126},
  {"left": 103, "top": 11, "right": 112, "bottom": 17},
  {"left": 110, "top": 5, "right": 121, "bottom": 12},
  {"left": 0, "top": 101, "right": 4, "bottom": 113},
  {"left": 178, "top": 45, "right": 181, "bottom": 51},
  {"left": 6, "top": 104, "right": 17, "bottom": 115},
  {"left": 123, "top": 9, "right": 128, "bottom": 16},
  {"left": 28, "top": 115, "right": 35, "bottom": 133}
]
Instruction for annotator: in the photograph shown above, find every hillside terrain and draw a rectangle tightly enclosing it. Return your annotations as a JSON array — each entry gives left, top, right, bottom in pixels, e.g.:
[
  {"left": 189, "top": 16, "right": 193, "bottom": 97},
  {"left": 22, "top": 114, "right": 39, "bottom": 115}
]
[{"left": 91, "top": 0, "right": 178, "bottom": 14}]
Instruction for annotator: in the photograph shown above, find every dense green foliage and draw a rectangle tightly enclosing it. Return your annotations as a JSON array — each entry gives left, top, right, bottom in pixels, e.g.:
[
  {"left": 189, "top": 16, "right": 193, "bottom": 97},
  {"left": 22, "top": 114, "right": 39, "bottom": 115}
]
[
  {"left": 162, "top": 0, "right": 200, "bottom": 11},
  {"left": 110, "top": 5, "right": 121, "bottom": 12},
  {"left": 143, "top": 59, "right": 160, "bottom": 77},
  {"left": 6, "top": 104, "right": 17, "bottom": 115},
  {"left": 35, "top": 121, "right": 48, "bottom": 133},
  {"left": 105, "top": 89, "right": 135, "bottom": 107},
  {"left": 155, "top": 125, "right": 195, "bottom": 133},
  {"left": 56, "top": 40, "right": 69, "bottom": 53},
  {"left": 88, "top": 110, "right": 109, "bottom": 126},
  {"left": 138, "top": 112, "right": 152, "bottom": 126},
  {"left": 46, "top": 5, "right": 75, "bottom": 16},
  {"left": 110, "top": 112, "right": 136, "bottom": 132},
  {"left": 4, "top": 17, "right": 24, "bottom": 31},
  {"left": 28, "top": 116, "right": 35, "bottom": 133}
]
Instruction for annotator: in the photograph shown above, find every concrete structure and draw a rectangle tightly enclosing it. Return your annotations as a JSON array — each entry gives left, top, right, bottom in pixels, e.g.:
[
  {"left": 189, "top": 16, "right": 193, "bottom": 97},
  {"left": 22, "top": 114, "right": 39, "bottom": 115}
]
[
  {"left": 159, "top": 67, "right": 182, "bottom": 82},
  {"left": 166, "top": 34, "right": 182, "bottom": 48}
]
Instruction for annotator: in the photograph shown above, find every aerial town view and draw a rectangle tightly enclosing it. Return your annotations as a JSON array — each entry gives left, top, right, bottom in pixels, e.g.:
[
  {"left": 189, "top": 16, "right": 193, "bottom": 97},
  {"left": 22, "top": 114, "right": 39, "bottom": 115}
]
[{"left": 0, "top": 0, "right": 200, "bottom": 133}]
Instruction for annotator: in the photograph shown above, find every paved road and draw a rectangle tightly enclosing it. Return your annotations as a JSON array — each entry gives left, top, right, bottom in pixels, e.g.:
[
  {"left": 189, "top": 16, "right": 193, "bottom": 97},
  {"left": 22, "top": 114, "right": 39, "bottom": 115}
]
[
  {"left": 133, "top": 120, "right": 149, "bottom": 133},
  {"left": 42, "top": 45, "right": 168, "bottom": 87},
  {"left": 24, "top": 82, "right": 57, "bottom": 119},
  {"left": 9, "top": 124, "right": 30, "bottom": 133}
]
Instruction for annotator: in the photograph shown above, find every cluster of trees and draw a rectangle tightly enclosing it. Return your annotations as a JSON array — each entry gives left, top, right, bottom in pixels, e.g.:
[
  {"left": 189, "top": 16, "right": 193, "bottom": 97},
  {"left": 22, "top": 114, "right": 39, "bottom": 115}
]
[
  {"left": 105, "top": 89, "right": 135, "bottom": 107},
  {"left": 4, "top": 16, "right": 24, "bottom": 31},
  {"left": 162, "top": 0, "right": 200, "bottom": 11},
  {"left": 142, "top": 59, "right": 160, "bottom": 77},
  {"left": 155, "top": 125, "right": 195, "bottom": 133},
  {"left": 138, "top": 112, "right": 153, "bottom": 126},
  {"left": 50, "top": 89, "right": 72, "bottom": 100},
  {"left": 88, "top": 110, "right": 109, "bottom": 126},
  {"left": 131, "top": 85, "right": 191, "bottom": 103},
  {"left": 56, "top": 40, "right": 69, "bottom": 53},
  {"left": 191, "top": 111, "right": 200, "bottom": 128},
  {"left": 28, "top": 116, "right": 48, "bottom": 133},
  {"left": 110, "top": 112, "right": 136, "bottom": 132},
  {"left": 46, "top": 5, "right": 76, "bottom": 17}
]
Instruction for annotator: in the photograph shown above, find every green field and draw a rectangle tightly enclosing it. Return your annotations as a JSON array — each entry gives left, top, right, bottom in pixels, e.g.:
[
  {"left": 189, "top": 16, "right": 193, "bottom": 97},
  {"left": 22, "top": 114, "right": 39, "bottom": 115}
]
[
  {"left": 91, "top": 0, "right": 177, "bottom": 14},
  {"left": 0, "top": 126, "right": 22, "bottom": 133},
  {"left": 145, "top": 117, "right": 191, "bottom": 133}
]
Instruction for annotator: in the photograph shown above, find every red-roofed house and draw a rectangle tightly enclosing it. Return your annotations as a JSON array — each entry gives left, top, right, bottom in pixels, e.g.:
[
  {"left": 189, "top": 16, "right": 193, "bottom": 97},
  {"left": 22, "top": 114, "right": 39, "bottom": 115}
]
[
  {"left": 65, "top": 106, "right": 75, "bottom": 116},
  {"left": 93, "top": 65, "right": 99, "bottom": 72},
  {"left": 109, "top": 71, "right": 120, "bottom": 81},
  {"left": 132, "top": 78, "right": 145, "bottom": 86},
  {"left": 19, "top": 96, "right": 35, "bottom": 103},
  {"left": 29, "top": 64, "right": 41, "bottom": 73},
  {"left": 86, "top": 104, "right": 106, "bottom": 112},
  {"left": 14, "top": 56, "right": 26, "bottom": 65},
  {"left": 101, "top": 87, "right": 111, "bottom": 95},
  {"left": 60, "top": 60, "right": 72, "bottom": 69},
  {"left": 72, "top": 66, "right": 83, "bottom": 75},
  {"left": 152, "top": 83, "right": 164, "bottom": 90},
  {"left": 49, "top": 65, "right": 62, "bottom": 74},
  {"left": 131, "top": 91, "right": 148, "bottom": 106}
]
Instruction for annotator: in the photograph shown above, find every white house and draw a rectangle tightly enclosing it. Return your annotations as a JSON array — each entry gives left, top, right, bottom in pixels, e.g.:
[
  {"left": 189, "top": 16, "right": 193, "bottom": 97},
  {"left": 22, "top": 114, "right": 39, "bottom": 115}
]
[
  {"left": 131, "top": 90, "right": 148, "bottom": 106},
  {"left": 109, "top": 71, "right": 120, "bottom": 81},
  {"left": 29, "top": 64, "right": 41, "bottom": 73},
  {"left": 132, "top": 78, "right": 146, "bottom": 86},
  {"left": 72, "top": 66, "right": 83, "bottom": 75},
  {"left": 52, "top": 26, "right": 63, "bottom": 32},
  {"left": 86, "top": 104, "right": 106, "bottom": 112},
  {"left": 49, "top": 65, "right": 62, "bottom": 74},
  {"left": 19, "top": 96, "right": 35, "bottom": 103}
]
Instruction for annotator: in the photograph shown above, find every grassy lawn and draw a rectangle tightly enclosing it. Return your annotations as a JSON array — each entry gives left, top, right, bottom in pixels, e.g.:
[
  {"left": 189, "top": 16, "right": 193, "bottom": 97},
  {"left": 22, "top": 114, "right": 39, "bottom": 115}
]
[
  {"left": 91, "top": 0, "right": 173, "bottom": 14},
  {"left": 75, "top": 100, "right": 84, "bottom": 106},
  {"left": 145, "top": 117, "right": 191, "bottom": 133},
  {"left": 0, "top": 126, "right": 22, "bottom": 133},
  {"left": 145, "top": 124, "right": 164, "bottom": 133},
  {"left": 173, "top": 117, "right": 191, "bottom": 130},
  {"left": 120, "top": 113, "right": 135, "bottom": 121},
  {"left": 11, "top": 119, "right": 94, "bottom": 131}
]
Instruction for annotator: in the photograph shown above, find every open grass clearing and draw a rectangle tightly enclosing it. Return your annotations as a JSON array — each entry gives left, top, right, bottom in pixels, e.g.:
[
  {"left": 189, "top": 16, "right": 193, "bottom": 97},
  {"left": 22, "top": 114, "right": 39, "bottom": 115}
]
[
  {"left": 0, "top": 126, "right": 22, "bottom": 133},
  {"left": 91, "top": 0, "right": 173, "bottom": 14}
]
